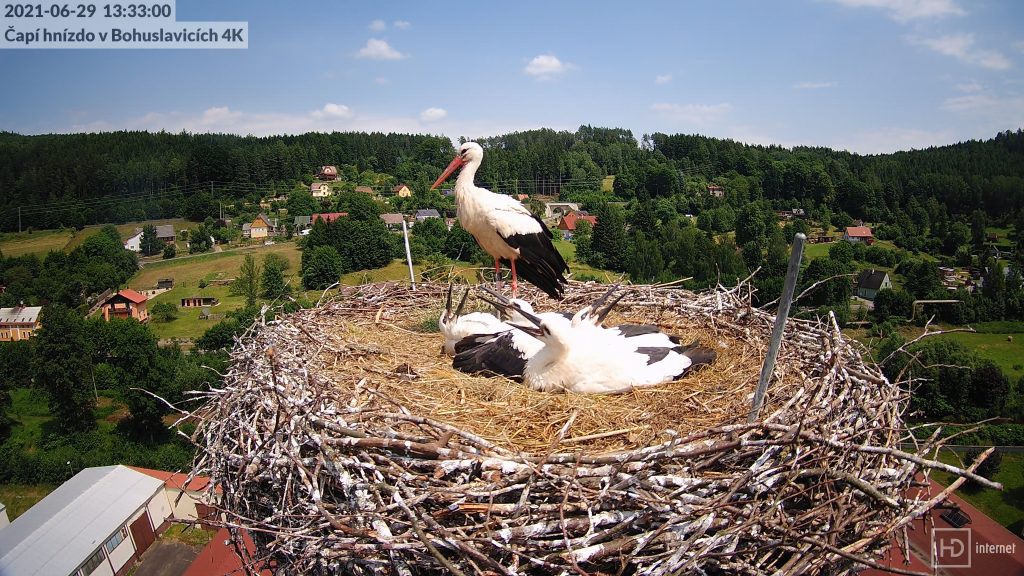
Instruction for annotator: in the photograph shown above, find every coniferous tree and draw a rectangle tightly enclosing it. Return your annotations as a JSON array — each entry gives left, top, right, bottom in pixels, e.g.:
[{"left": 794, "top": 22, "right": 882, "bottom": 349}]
[
  {"left": 591, "top": 204, "right": 628, "bottom": 272},
  {"left": 140, "top": 224, "right": 161, "bottom": 256}
]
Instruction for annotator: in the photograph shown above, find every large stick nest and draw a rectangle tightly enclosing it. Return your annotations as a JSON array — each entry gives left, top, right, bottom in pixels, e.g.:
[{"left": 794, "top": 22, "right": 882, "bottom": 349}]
[{"left": 186, "top": 280, "right": 993, "bottom": 575}]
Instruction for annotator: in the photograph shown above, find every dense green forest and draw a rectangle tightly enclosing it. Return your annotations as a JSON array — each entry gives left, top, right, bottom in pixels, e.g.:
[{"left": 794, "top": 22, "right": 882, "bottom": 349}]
[{"left": 1, "top": 127, "right": 1023, "bottom": 231}]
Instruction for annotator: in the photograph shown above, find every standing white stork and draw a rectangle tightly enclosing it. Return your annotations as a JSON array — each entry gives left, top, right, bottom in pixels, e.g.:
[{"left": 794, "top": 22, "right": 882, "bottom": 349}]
[
  {"left": 493, "top": 293, "right": 717, "bottom": 394},
  {"left": 431, "top": 142, "right": 569, "bottom": 300}
]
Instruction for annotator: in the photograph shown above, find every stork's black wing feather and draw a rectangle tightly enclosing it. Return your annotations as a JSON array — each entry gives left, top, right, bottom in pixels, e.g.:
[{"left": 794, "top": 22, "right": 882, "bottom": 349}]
[
  {"left": 635, "top": 346, "right": 672, "bottom": 366},
  {"left": 452, "top": 332, "right": 528, "bottom": 380},
  {"left": 500, "top": 214, "right": 569, "bottom": 300}
]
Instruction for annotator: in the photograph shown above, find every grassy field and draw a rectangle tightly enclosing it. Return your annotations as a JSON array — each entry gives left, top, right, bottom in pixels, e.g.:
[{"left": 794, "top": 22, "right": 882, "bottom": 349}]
[
  {"left": 129, "top": 242, "right": 304, "bottom": 340},
  {"left": 130, "top": 242, "right": 302, "bottom": 289},
  {"left": 0, "top": 228, "right": 75, "bottom": 257},
  {"left": 932, "top": 330, "right": 1024, "bottom": 382},
  {"left": 0, "top": 483, "right": 57, "bottom": 521},
  {"left": 552, "top": 238, "right": 627, "bottom": 282},
  {"left": 63, "top": 218, "right": 197, "bottom": 253},
  {"left": 161, "top": 523, "right": 216, "bottom": 548},
  {"left": 931, "top": 450, "right": 1024, "bottom": 532}
]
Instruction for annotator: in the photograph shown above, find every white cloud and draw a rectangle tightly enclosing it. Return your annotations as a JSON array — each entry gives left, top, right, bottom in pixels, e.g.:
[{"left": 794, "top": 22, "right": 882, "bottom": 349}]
[
  {"left": 827, "top": 0, "right": 965, "bottom": 22},
  {"left": 941, "top": 93, "right": 997, "bottom": 111},
  {"left": 523, "top": 54, "right": 574, "bottom": 80},
  {"left": 420, "top": 107, "right": 448, "bottom": 122},
  {"left": 650, "top": 102, "right": 733, "bottom": 124},
  {"left": 655, "top": 74, "right": 672, "bottom": 85},
  {"left": 911, "top": 33, "right": 1011, "bottom": 70},
  {"left": 1015, "top": 40, "right": 1024, "bottom": 54},
  {"left": 65, "top": 107, "right": 558, "bottom": 147},
  {"left": 368, "top": 19, "right": 386, "bottom": 32},
  {"left": 794, "top": 81, "right": 837, "bottom": 89},
  {"left": 312, "top": 103, "right": 354, "bottom": 119},
  {"left": 393, "top": 20, "right": 411, "bottom": 30},
  {"left": 842, "top": 126, "right": 957, "bottom": 154},
  {"left": 356, "top": 38, "right": 406, "bottom": 60},
  {"left": 954, "top": 81, "right": 983, "bottom": 93},
  {"left": 199, "top": 106, "right": 242, "bottom": 126}
]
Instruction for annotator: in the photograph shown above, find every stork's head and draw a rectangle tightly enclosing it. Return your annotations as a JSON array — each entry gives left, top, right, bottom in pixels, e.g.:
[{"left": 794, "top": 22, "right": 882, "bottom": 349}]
[
  {"left": 439, "top": 284, "right": 469, "bottom": 328},
  {"left": 431, "top": 142, "right": 484, "bottom": 189}
]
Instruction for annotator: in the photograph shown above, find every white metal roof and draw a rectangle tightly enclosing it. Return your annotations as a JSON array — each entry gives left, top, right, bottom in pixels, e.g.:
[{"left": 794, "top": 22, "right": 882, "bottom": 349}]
[
  {"left": 0, "top": 465, "right": 164, "bottom": 575},
  {"left": 0, "top": 306, "right": 41, "bottom": 325}
]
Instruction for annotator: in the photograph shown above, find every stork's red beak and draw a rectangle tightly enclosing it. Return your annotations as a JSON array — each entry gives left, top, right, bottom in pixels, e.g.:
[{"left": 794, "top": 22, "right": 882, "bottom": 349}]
[{"left": 431, "top": 155, "right": 465, "bottom": 190}]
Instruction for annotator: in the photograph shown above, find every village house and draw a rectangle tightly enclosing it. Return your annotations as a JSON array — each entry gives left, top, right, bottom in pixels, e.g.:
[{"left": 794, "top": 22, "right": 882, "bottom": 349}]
[
  {"left": 317, "top": 165, "right": 338, "bottom": 181},
  {"left": 392, "top": 184, "right": 413, "bottom": 198},
  {"left": 0, "top": 466, "right": 171, "bottom": 576},
  {"left": 544, "top": 202, "right": 581, "bottom": 219},
  {"left": 155, "top": 225, "right": 176, "bottom": 244},
  {"left": 249, "top": 214, "right": 274, "bottom": 240},
  {"left": 310, "top": 182, "right": 332, "bottom": 198},
  {"left": 379, "top": 213, "right": 406, "bottom": 230},
  {"left": 707, "top": 185, "right": 725, "bottom": 199},
  {"left": 0, "top": 304, "right": 42, "bottom": 341},
  {"left": 843, "top": 226, "right": 874, "bottom": 244},
  {"left": 128, "top": 466, "right": 218, "bottom": 529},
  {"left": 100, "top": 289, "right": 149, "bottom": 322},
  {"left": 354, "top": 186, "right": 375, "bottom": 196},
  {"left": 293, "top": 215, "right": 312, "bottom": 231},
  {"left": 557, "top": 211, "right": 599, "bottom": 240},
  {"left": 181, "top": 296, "right": 219, "bottom": 308},
  {"left": 415, "top": 209, "right": 441, "bottom": 223},
  {"left": 312, "top": 212, "right": 348, "bottom": 225},
  {"left": 123, "top": 229, "right": 143, "bottom": 252},
  {"left": 0, "top": 465, "right": 220, "bottom": 576},
  {"left": 855, "top": 269, "right": 892, "bottom": 300}
]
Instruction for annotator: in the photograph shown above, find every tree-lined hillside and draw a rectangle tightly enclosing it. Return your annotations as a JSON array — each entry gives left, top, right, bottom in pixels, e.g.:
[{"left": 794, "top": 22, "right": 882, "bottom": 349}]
[{"left": 2, "top": 128, "right": 1022, "bottom": 232}]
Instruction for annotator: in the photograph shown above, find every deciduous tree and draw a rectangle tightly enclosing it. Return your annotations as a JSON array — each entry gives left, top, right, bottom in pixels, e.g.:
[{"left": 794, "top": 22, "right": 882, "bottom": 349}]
[{"left": 32, "top": 305, "right": 95, "bottom": 433}]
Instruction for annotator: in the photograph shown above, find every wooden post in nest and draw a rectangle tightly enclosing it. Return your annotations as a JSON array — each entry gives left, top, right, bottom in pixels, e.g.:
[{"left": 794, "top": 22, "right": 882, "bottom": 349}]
[{"left": 749, "top": 232, "right": 805, "bottom": 423}]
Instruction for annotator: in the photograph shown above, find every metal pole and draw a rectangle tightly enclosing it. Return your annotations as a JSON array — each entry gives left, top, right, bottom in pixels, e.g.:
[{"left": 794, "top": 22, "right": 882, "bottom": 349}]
[
  {"left": 402, "top": 219, "right": 416, "bottom": 290},
  {"left": 748, "top": 232, "right": 806, "bottom": 423}
]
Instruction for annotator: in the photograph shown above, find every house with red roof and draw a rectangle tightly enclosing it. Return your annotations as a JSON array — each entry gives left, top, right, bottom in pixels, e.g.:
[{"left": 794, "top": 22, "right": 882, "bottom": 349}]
[
  {"left": 843, "top": 226, "right": 874, "bottom": 244},
  {"left": 863, "top": 477, "right": 1024, "bottom": 575},
  {"left": 312, "top": 212, "right": 349, "bottom": 224},
  {"left": 100, "top": 289, "right": 149, "bottom": 322},
  {"left": 129, "top": 466, "right": 220, "bottom": 529},
  {"left": 557, "top": 211, "right": 598, "bottom": 240}
]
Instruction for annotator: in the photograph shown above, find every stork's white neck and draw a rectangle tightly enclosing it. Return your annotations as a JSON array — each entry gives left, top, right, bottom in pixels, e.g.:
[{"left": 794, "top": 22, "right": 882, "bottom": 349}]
[{"left": 455, "top": 156, "right": 481, "bottom": 192}]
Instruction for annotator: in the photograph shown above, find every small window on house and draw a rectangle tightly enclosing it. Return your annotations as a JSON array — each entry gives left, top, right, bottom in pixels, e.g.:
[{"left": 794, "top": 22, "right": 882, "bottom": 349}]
[
  {"left": 103, "top": 526, "right": 128, "bottom": 554},
  {"left": 80, "top": 548, "right": 106, "bottom": 574}
]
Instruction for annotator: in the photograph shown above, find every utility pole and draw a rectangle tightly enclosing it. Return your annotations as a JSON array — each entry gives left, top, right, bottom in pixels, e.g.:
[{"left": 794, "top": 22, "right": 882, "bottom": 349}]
[{"left": 18, "top": 206, "right": 21, "bottom": 233}]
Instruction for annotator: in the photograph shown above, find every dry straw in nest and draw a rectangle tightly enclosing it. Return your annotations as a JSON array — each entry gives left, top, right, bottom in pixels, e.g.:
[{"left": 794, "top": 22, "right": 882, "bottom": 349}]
[{"left": 182, "top": 280, "right": 998, "bottom": 575}]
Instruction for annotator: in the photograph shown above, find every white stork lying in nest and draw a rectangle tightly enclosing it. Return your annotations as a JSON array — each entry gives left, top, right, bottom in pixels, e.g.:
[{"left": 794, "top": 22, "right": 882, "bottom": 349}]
[
  {"left": 476, "top": 286, "right": 717, "bottom": 394},
  {"left": 438, "top": 285, "right": 512, "bottom": 356},
  {"left": 431, "top": 142, "right": 569, "bottom": 300}
]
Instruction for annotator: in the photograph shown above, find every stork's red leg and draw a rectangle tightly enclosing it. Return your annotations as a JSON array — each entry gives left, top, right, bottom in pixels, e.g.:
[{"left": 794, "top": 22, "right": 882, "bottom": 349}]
[
  {"left": 494, "top": 258, "right": 502, "bottom": 290},
  {"left": 510, "top": 259, "right": 519, "bottom": 298}
]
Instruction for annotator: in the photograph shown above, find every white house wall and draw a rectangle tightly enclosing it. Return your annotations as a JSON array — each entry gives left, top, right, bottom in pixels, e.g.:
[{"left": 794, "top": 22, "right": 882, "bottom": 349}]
[
  {"left": 146, "top": 488, "right": 172, "bottom": 531},
  {"left": 166, "top": 487, "right": 201, "bottom": 521},
  {"left": 108, "top": 533, "right": 135, "bottom": 572}
]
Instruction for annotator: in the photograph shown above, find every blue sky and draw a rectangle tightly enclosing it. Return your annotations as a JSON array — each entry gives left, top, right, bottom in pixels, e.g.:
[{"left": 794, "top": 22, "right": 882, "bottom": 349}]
[{"left": 1, "top": 0, "right": 1022, "bottom": 153}]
